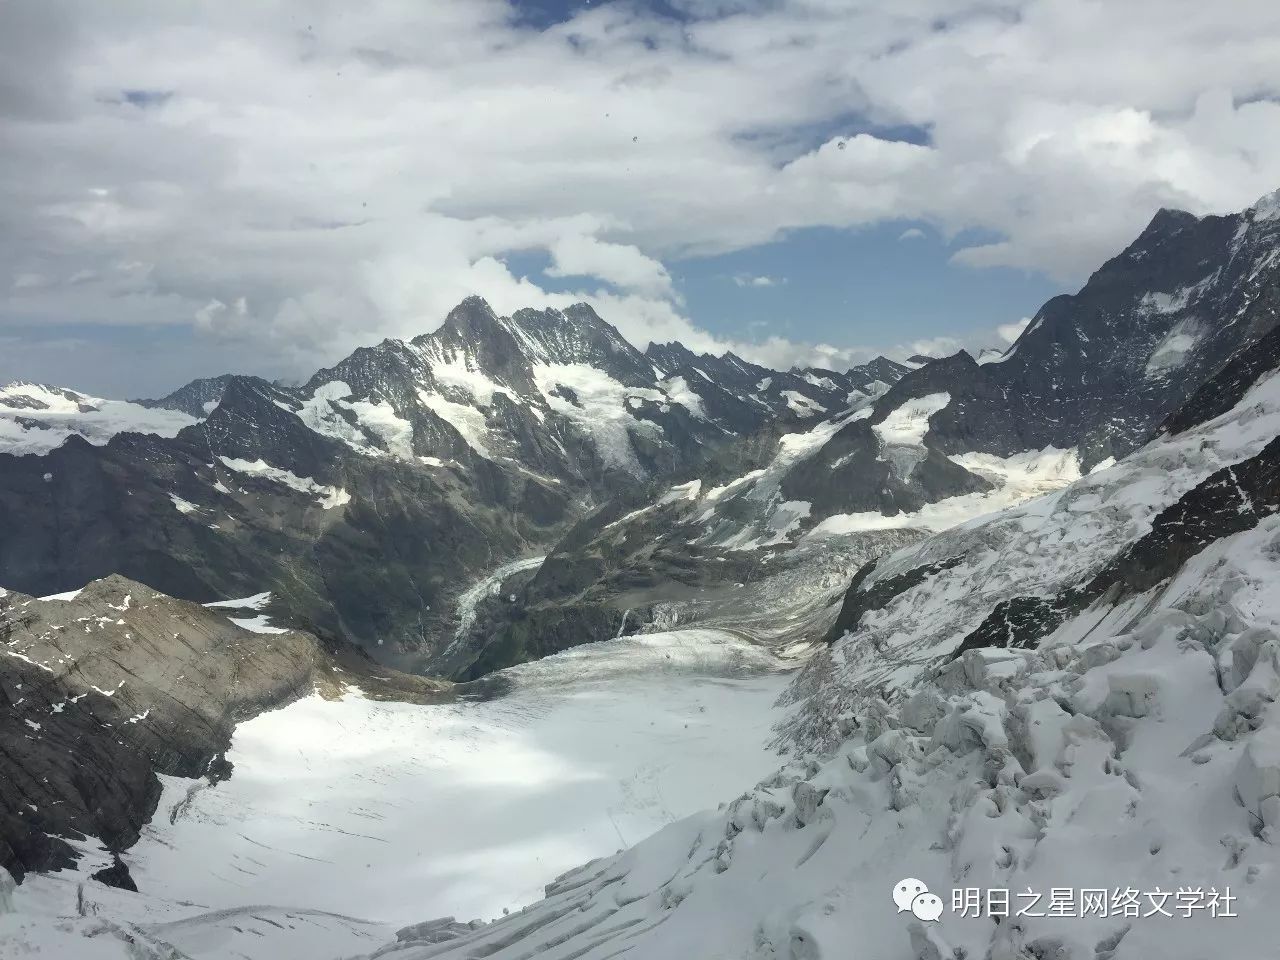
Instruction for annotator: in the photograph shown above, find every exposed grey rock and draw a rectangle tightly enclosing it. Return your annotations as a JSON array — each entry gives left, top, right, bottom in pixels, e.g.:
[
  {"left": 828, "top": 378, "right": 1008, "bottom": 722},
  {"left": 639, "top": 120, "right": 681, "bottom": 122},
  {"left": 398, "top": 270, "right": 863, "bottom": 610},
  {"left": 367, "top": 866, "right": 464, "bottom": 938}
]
[{"left": 1, "top": 297, "right": 907, "bottom": 677}]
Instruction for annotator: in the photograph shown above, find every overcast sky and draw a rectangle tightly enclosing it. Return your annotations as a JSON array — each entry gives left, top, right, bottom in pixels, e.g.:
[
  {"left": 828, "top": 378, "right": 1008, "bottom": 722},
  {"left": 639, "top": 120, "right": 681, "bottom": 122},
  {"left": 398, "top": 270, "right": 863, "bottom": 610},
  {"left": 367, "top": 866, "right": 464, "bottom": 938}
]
[{"left": 3, "top": 0, "right": 1280, "bottom": 397}]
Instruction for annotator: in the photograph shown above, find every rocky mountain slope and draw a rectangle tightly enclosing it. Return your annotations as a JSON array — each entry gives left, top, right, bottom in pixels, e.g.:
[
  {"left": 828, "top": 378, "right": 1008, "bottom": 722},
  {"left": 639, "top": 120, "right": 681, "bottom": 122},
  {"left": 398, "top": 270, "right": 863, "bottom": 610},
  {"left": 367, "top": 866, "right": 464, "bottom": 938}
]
[
  {"left": 355, "top": 233, "right": 1280, "bottom": 960},
  {"left": 0, "top": 576, "right": 450, "bottom": 882},
  {"left": 461, "top": 192, "right": 1280, "bottom": 677},
  {"left": 0, "top": 299, "right": 898, "bottom": 675}
]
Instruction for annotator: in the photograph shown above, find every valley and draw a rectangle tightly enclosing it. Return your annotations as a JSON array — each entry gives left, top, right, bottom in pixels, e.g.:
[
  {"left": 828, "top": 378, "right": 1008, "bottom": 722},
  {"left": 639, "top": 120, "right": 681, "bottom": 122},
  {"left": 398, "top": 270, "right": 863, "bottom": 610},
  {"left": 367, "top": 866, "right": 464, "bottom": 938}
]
[{"left": 3, "top": 189, "right": 1280, "bottom": 960}]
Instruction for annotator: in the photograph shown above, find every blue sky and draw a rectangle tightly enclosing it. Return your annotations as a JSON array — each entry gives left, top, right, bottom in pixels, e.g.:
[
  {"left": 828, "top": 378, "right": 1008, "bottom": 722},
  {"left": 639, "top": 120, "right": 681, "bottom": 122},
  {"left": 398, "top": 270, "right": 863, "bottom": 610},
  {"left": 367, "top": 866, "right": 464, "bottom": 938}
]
[
  {"left": 511, "top": 220, "right": 1060, "bottom": 359},
  {"left": 2, "top": 0, "right": 1278, "bottom": 396}
]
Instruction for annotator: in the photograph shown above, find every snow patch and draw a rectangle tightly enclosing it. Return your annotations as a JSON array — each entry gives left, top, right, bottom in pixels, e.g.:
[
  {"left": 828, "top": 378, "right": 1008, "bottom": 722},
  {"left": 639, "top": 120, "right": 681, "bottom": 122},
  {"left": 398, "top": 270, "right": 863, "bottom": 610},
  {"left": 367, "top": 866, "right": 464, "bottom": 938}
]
[
  {"left": 1145, "top": 318, "right": 1203, "bottom": 378},
  {"left": 228, "top": 615, "right": 288, "bottom": 635},
  {"left": 217, "top": 457, "right": 350, "bottom": 509},
  {"left": 780, "top": 390, "right": 825, "bottom": 417},
  {"left": 659, "top": 376, "right": 707, "bottom": 419},
  {"left": 873, "top": 392, "right": 950, "bottom": 447},
  {"left": 534, "top": 363, "right": 660, "bottom": 474},
  {"left": 205, "top": 592, "right": 272, "bottom": 611},
  {"left": 417, "top": 389, "right": 493, "bottom": 459},
  {"left": 168, "top": 494, "right": 199, "bottom": 515}
]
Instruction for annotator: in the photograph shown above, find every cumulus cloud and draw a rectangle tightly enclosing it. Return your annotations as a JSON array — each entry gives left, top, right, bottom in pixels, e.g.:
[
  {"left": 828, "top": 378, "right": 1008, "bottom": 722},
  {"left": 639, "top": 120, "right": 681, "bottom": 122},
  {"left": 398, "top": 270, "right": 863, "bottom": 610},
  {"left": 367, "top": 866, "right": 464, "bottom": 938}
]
[
  {"left": 898, "top": 227, "right": 926, "bottom": 242},
  {"left": 902, "top": 316, "right": 1042, "bottom": 364},
  {"left": 2, "top": 0, "right": 1279, "bottom": 392}
]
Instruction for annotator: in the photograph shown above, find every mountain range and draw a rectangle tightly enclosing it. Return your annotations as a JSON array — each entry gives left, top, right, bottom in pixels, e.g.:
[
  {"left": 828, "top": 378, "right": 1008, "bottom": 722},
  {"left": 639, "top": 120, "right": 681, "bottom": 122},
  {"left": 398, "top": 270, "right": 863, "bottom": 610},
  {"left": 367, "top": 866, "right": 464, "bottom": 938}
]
[
  {"left": 2, "top": 188, "right": 1280, "bottom": 959},
  {"left": 0, "top": 298, "right": 909, "bottom": 676}
]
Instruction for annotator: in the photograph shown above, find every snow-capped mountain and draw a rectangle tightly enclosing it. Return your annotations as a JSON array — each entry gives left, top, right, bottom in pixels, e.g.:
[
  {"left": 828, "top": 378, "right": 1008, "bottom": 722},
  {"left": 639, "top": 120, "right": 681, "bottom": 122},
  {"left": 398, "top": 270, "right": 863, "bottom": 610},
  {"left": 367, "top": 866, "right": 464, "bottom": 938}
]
[
  {"left": 3, "top": 190, "right": 1280, "bottom": 960},
  {"left": 915, "top": 190, "right": 1280, "bottom": 467},
  {"left": 328, "top": 241, "right": 1280, "bottom": 960},
  {"left": 0, "top": 383, "right": 197, "bottom": 456},
  {"left": 466, "top": 191, "right": 1280, "bottom": 677},
  {"left": 0, "top": 298, "right": 904, "bottom": 675}
]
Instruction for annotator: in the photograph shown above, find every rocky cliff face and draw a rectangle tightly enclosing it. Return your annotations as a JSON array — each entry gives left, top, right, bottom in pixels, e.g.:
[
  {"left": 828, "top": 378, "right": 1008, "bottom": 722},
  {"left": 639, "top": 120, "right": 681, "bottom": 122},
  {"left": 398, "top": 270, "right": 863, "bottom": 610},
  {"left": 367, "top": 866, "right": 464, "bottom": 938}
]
[{"left": 898, "top": 193, "right": 1280, "bottom": 467}]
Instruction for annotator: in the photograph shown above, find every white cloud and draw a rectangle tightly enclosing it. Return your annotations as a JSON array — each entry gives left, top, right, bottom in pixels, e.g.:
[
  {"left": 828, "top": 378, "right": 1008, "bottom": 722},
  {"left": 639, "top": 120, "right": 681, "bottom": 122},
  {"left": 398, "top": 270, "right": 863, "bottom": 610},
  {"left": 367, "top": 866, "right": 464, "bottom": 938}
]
[
  {"left": 898, "top": 227, "right": 926, "bottom": 241},
  {"left": 545, "top": 234, "right": 674, "bottom": 298},
  {"left": 733, "top": 274, "right": 783, "bottom": 287},
  {"left": 997, "top": 318, "right": 1032, "bottom": 344},
  {"left": 2, "top": 0, "right": 1279, "bottom": 390},
  {"left": 901, "top": 316, "right": 1038, "bottom": 364}
]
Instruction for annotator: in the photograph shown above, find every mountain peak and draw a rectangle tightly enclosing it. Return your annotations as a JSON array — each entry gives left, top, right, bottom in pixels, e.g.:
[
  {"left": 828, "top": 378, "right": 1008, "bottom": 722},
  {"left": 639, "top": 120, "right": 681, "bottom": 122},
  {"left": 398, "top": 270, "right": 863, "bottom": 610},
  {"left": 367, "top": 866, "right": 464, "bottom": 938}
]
[
  {"left": 1140, "top": 205, "right": 1202, "bottom": 241},
  {"left": 1248, "top": 186, "right": 1280, "bottom": 222},
  {"left": 430, "top": 296, "right": 502, "bottom": 342},
  {"left": 139, "top": 374, "right": 240, "bottom": 417},
  {"left": 645, "top": 341, "right": 701, "bottom": 375}
]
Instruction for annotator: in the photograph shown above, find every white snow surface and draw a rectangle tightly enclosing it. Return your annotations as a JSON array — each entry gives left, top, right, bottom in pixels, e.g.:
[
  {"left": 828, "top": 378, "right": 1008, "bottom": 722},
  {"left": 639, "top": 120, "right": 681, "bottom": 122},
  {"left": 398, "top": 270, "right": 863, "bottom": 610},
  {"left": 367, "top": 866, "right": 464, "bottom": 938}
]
[
  {"left": 807, "top": 446, "right": 1083, "bottom": 538},
  {"left": 659, "top": 375, "right": 706, "bottom": 419},
  {"left": 534, "top": 362, "right": 664, "bottom": 474},
  {"left": 338, "top": 373, "right": 1280, "bottom": 960},
  {"left": 416, "top": 388, "right": 495, "bottom": 459},
  {"left": 0, "top": 382, "right": 198, "bottom": 456},
  {"left": 36, "top": 588, "right": 84, "bottom": 602},
  {"left": 168, "top": 493, "right": 199, "bottom": 515},
  {"left": 204, "top": 591, "right": 273, "bottom": 611},
  {"left": 377, "top": 515, "right": 1280, "bottom": 960},
  {"left": 699, "top": 401, "right": 880, "bottom": 548},
  {"left": 227, "top": 615, "right": 288, "bottom": 634},
  {"left": 217, "top": 456, "right": 351, "bottom": 509},
  {"left": 1145, "top": 318, "right": 1204, "bottom": 378},
  {"left": 873, "top": 391, "right": 951, "bottom": 447},
  {"left": 111, "top": 630, "right": 791, "bottom": 935},
  {"left": 0, "top": 869, "right": 392, "bottom": 960},
  {"left": 781, "top": 389, "right": 825, "bottom": 417},
  {"left": 1252, "top": 187, "right": 1280, "bottom": 221}
]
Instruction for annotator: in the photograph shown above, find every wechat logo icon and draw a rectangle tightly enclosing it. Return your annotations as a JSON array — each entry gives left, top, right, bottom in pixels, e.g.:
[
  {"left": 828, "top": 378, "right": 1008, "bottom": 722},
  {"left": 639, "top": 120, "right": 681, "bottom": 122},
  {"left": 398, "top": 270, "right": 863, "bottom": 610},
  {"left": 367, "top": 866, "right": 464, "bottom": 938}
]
[{"left": 892, "top": 878, "right": 944, "bottom": 922}]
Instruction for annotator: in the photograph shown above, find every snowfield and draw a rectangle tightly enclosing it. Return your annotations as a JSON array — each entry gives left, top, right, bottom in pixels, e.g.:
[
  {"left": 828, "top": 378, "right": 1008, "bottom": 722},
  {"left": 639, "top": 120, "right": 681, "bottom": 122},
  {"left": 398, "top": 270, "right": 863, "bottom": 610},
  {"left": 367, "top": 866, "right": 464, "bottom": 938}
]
[
  {"left": 0, "top": 630, "right": 795, "bottom": 959},
  {"left": 371, "top": 516, "right": 1280, "bottom": 960},
  {"left": 129, "top": 630, "right": 792, "bottom": 927}
]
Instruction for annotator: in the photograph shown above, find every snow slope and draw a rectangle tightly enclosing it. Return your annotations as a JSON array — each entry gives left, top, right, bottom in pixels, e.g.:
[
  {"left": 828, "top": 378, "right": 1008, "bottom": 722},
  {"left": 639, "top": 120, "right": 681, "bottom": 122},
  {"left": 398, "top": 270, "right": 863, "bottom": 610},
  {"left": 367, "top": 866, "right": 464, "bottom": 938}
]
[
  {"left": 109, "top": 630, "right": 792, "bottom": 931},
  {"left": 347, "top": 366, "right": 1280, "bottom": 960},
  {"left": 379, "top": 516, "right": 1280, "bottom": 959},
  {"left": 795, "top": 361, "right": 1280, "bottom": 735}
]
